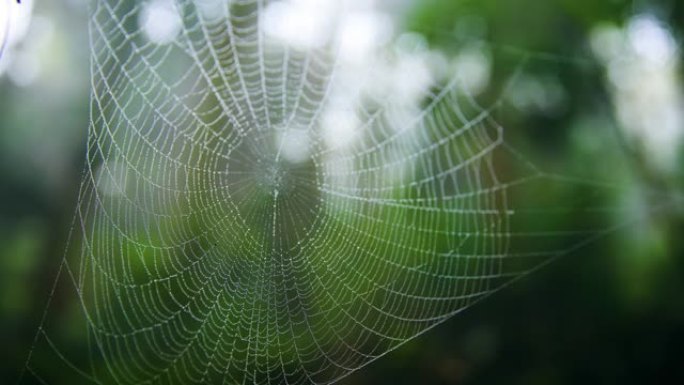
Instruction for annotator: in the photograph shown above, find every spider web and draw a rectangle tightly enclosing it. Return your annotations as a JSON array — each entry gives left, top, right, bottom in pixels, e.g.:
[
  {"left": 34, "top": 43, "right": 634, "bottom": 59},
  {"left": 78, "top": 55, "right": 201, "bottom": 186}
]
[{"left": 19, "top": 0, "right": 662, "bottom": 384}]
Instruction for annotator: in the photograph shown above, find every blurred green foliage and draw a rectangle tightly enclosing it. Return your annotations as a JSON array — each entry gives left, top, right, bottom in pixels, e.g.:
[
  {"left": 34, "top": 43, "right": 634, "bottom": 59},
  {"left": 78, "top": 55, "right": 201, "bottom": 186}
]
[{"left": 1, "top": 0, "right": 683, "bottom": 384}]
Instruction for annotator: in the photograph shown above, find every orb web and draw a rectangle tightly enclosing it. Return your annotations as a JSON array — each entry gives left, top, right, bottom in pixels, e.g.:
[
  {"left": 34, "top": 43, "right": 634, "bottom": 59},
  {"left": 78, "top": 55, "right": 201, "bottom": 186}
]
[{"left": 19, "top": 1, "right": 647, "bottom": 384}]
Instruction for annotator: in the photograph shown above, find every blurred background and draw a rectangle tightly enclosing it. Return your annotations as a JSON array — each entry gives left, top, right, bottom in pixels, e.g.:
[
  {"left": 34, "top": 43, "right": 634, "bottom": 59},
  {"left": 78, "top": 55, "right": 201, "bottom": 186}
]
[{"left": 1, "top": 0, "right": 683, "bottom": 384}]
